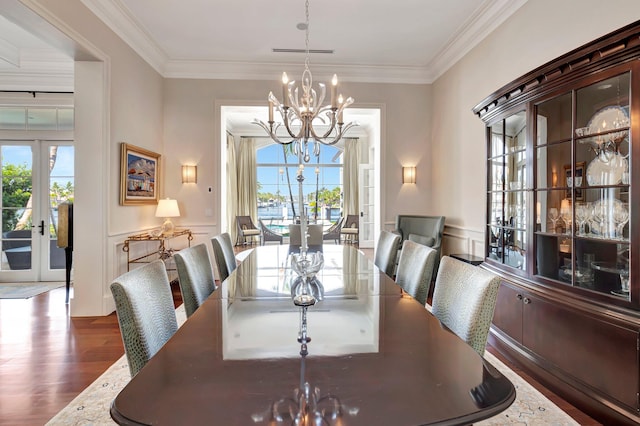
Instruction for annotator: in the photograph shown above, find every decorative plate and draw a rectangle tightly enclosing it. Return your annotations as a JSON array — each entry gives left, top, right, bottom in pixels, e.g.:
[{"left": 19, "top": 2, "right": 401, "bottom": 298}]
[
  {"left": 586, "top": 153, "right": 627, "bottom": 185},
  {"left": 587, "top": 106, "right": 629, "bottom": 136}
]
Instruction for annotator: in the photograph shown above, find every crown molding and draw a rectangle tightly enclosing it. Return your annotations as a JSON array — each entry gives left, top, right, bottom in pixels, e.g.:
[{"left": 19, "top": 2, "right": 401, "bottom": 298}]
[
  {"left": 0, "top": 37, "right": 20, "bottom": 67},
  {"left": 81, "top": 0, "right": 527, "bottom": 84},
  {"left": 427, "top": 0, "right": 528, "bottom": 81},
  {"left": 81, "top": 0, "right": 167, "bottom": 74}
]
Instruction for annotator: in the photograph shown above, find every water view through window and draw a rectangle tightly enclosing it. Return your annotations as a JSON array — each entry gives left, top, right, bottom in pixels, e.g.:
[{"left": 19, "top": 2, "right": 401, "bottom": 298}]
[{"left": 256, "top": 143, "right": 343, "bottom": 234}]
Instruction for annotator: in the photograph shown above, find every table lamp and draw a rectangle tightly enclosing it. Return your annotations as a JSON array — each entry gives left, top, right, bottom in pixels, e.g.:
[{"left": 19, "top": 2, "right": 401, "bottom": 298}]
[{"left": 155, "top": 198, "right": 180, "bottom": 236}]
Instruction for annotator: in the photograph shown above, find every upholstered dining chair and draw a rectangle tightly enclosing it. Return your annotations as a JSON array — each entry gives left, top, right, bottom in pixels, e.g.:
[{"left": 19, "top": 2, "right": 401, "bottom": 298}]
[
  {"left": 288, "top": 224, "right": 302, "bottom": 247},
  {"left": 110, "top": 260, "right": 178, "bottom": 377},
  {"left": 374, "top": 230, "right": 402, "bottom": 277},
  {"left": 235, "top": 215, "right": 261, "bottom": 246},
  {"left": 430, "top": 256, "right": 500, "bottom": 356},
  {"left": 211, "top": 232, "right": 237, "bottom": 283},
  {"left": 395, "top": 240, "right": 436, "bottom": 305},
  {"left": 174, "top": 244, "right": 217, "bottom": 318}
]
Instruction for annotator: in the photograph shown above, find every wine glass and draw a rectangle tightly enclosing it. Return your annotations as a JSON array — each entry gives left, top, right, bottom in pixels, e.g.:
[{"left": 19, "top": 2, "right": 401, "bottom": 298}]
[
  {"left": 590, "top": 201, "right": 606, "bottom": 238},
  {"left": 613, "top": 202, "right": 630, "bottom": 240},
  {"left": 548, "top": 208, "right": 559, "bottom": 233},
  {"left": 575, "top": 202, "right": 591, "bottom": 236}
]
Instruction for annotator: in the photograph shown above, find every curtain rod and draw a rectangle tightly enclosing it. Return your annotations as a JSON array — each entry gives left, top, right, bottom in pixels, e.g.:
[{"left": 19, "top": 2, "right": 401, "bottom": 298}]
[{"left": 0, "top": 90, "right": 73, "bottom": 97}]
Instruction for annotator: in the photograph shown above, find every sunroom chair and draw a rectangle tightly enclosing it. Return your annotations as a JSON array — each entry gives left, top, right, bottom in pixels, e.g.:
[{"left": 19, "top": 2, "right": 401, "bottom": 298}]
[
  {"left": 322, "top": 217, "right": 344, "bottom": 244},
  {"left": 373, "top": 230, "right": 401, "bottom": 277},
  {"left": 395, "top": 240, "right": 437, "bottom": 305},
  {"left": 211, "top": 233, "right": 237, "bottom": 283},
  {"left": 429, "top": 256, "right": 500, "bottom": 356},
  {"left": 235, "top": 215, "right": 261, "bottom": 246},
  {"left": 110, "top": 260, "right": 178, "bottom": 377},
  {"left": 259, "top": 219, "right": 283, "bottom": 245},
  {"left": 174, "top": 244, "right": 217, "bottom": 317},
  {"left": 340, "top": 214, "right": 359, "bottom": 245}
]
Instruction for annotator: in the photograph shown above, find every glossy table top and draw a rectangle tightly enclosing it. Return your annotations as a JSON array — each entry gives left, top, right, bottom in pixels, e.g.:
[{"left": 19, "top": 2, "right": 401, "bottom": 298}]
[{"left": 111, "top": 245, "right": 515, "bottom": 425}]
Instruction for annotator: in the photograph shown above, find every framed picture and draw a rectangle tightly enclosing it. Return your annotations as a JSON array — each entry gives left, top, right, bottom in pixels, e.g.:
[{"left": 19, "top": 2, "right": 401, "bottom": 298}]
[
  {"left": 564, "top": 162, "right": 585, "bottom": 201},
  {"left": 120, "top": 143, "right": 160, "bottom": 205}
]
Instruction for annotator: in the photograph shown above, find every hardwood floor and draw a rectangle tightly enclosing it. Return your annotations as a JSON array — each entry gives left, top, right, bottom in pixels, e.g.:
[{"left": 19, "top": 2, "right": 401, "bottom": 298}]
[{"left": 0, "top": 247, "right": 600, "bottom": 425}]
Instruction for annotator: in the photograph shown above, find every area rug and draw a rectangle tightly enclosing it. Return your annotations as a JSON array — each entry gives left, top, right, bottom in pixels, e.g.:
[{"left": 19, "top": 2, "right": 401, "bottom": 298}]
[
  {"left": 0, "top": 282, "right": 65, "bottom": 299},
  {"left": 46, "top": 304, "right": 578, "bottom": 425}
]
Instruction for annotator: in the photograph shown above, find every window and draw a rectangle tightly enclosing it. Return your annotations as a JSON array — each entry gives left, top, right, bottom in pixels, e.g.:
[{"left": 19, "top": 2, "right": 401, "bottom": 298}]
[{"left": 256, "top": 142, "right": 343, "bottom": 229}]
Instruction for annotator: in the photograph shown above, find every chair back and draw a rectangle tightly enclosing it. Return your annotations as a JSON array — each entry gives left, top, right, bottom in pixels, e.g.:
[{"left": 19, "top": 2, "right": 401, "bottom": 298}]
[
  {"left": 307, "top": 224, "right": 323, "bottom": 246},
  {"left": 211, "top": 233, "right": 237, "bottom": 283},
  {"left": 374, "top": 230, "right": 401, "bottom": 277},
  {"left": 235, "top": 215, "right": 261, "bottom": 245},
  {"left": 323, "top": 217, "right": 344, "bottom": 243},
  {"left": 395, "top": 240, "right": 436, "bottom": 305},
  {"left": 174, "top": 244, "right": 216, "bottom": 317},
  {"left": 110, "top": 260, "right": 178, "bottom": 377},
  {"left": 431, "top": 256, "right": 500, "bottom": 355},
  {"left": 288, "top": 224, "right": 302, "bottom": 247},
  {"left": 343, "top": 215, "right": 359, "bottom": 230}
]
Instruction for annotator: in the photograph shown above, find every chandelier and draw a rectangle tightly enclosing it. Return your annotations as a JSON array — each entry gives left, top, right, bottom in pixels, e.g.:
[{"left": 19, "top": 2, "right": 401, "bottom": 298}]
[{"left": 253, "top": 0, "right": 357, "bottom": 162}]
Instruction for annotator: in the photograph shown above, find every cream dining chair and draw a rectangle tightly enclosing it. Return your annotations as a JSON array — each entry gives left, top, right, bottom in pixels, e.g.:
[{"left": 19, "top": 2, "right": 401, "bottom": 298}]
[
  {"left": 373, "top": 230, "right": 401, "bottom": 277},
  {"left": 174, "top": 243, "right": 217, "bottom": 317},
  {"left": 395, "top": 240, "right": 436, "bottom": 305},
  {"left": 430, "top": 256, "right": 500, "bottom": 356},
  {"left": 110, "top": 260, "right": 178, "bottom": 377}
]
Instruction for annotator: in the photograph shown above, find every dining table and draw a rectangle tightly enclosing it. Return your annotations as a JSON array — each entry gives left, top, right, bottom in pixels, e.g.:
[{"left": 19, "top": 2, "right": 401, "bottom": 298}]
[{"left": 110, "top": 244, "right": 515, "bottom": 425}]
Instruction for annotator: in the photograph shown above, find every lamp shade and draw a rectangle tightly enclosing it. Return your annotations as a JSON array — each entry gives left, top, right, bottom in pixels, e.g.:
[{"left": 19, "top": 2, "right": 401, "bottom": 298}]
[
  {"left": 155, "top": 198, "right": 180, "bottom": 218},
  {"left": 182, "top": 165, "right": 197, "bottom": 183},
  {"left": 402, "top": 166, "right": 416, "bottom": 184}
]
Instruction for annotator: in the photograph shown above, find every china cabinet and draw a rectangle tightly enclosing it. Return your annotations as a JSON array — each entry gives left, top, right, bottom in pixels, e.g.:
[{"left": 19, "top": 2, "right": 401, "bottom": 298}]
[{"left": 473, "top": 21, "right": 640, "bottom": 424}]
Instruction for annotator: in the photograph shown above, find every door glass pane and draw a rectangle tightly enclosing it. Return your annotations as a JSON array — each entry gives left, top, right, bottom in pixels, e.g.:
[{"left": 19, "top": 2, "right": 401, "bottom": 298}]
[
  {"left": 49, "top": 145, "right": 74, "bottom": 270},
  {"left": 537, "top": 92, "right": 572, "bottom": 143},
  {"left": 1, "top": 145, "right": 33, "bottom": 270}
]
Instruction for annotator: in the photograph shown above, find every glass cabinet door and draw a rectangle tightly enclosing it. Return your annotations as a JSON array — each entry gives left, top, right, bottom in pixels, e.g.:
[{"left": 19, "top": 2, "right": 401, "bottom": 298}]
[
  {"left": 487, "top": 111, "right": 527, "bottom": 270},
  {"left": 534, "top": 72, "right": 631, "bottom": 300}
]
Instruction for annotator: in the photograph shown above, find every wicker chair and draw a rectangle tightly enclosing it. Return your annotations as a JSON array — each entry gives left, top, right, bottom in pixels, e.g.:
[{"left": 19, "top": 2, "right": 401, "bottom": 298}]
[
  {"left": 235, "top": 215, "right": 261, "bottom": 246},
  {"left": 110, "top": 260, "right": 178, "bottom": 377},
  {"left": 340, "top": 214, "right": 359, "bottom": 244},
  {"left": 259, "top": 219, "right": 283, "bottom": 245},
  {"left": 322, "top": 217, "right": 344, "bottom": 244}
]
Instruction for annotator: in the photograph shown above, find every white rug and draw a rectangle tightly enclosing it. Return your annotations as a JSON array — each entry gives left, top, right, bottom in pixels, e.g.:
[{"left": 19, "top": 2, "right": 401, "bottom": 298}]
[
  {"left": 0, "top": 281, "right": 65, "bottom": 298},
  {"left": 46, "top": 305, "right": 579, "bottom": 425}
]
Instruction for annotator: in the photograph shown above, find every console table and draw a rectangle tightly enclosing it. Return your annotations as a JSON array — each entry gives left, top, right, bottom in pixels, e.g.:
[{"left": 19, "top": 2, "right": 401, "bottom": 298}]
[{"left": 122, "top": 229, "right": 193, "bottom": 271}]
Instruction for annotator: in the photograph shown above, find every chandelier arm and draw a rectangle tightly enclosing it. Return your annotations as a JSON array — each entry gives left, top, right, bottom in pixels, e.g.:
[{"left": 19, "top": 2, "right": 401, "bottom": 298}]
[
  {"left": 252, "top": 120, "right": 297, "bottom": 145},
  {"left": 281, "top": 109, "right": 305, "bottom": 141}
]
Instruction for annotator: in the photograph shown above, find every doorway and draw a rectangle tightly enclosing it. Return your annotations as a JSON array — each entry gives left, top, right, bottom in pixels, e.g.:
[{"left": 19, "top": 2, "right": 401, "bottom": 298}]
[{"left": 0, "top": 141, "right": 74, "bottom": 281}]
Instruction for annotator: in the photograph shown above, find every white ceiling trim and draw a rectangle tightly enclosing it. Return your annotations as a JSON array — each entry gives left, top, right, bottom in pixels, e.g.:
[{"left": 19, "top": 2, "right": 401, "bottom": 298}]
[
  {"left": 427, "top": 0, "right": 528, "bottom": 81},
  {"left": 80, "top": 0, "right": 167, "bottom": 73},
  {"left": 0, "top": 38, "right": 20, "bottom": 67},
  {"left": 81, "top": 0, "right": 527, "bottom": 84}
]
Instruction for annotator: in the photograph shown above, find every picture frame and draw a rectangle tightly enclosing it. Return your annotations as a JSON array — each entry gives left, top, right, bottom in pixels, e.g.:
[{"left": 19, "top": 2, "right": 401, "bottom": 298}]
[
  {"left": 120, "top": 143, "right": 160, "bottom": 205},
  {"left": 564, "top": 162, "right": 585, "bottom": 201}
]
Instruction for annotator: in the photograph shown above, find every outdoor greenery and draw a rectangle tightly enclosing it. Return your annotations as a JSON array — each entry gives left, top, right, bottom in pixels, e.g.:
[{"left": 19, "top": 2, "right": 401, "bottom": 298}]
[{"left": 2, "top": 163, "right": 74, "bottom": 233}]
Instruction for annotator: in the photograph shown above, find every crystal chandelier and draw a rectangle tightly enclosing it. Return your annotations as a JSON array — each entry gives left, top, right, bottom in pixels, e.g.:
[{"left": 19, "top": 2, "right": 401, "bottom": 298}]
[{"left": 253, "top": 0, "right": 357, "bottom": 162}]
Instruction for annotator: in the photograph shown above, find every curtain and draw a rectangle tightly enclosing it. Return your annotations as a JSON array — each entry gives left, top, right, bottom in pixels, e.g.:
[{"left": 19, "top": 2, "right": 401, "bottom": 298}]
[
  {"left": 237, "top": 137, "right": 258, "bottom": 222},
  {"left": 343, "top": 138, "right": 360, "bottom": 217},
  {"left": 226, "top": 133, "right": 238, "bottom": 243}
]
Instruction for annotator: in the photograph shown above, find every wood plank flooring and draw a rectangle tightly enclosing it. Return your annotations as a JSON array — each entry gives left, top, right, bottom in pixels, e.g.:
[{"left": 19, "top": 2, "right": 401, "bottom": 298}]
[{"left": 0, "top": 247, "right": 600, "bottom": 425}]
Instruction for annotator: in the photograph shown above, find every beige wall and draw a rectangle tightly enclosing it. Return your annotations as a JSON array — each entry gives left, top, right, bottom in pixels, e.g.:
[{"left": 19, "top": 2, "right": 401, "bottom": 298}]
[
  {"left": 162, "top": 79, "right": 431, "bottom": 234},
  {"left": 29, "top": 0, "right": 164, "bottom": 315},
  {"left": 431, "top": 0, "right": 640, "bottom": 256}
]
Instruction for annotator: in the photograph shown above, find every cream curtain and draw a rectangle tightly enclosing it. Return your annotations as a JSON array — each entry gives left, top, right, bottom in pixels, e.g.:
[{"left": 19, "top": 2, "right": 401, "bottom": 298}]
[
  {"left": 226, "top": 133, "right": 239, "bottom": 243},
  {"left": 343, "top": 138, "right": 360, "bottom": 217},
  {"left": 237, "top": 137, "right": 258, "bottom": 222}
]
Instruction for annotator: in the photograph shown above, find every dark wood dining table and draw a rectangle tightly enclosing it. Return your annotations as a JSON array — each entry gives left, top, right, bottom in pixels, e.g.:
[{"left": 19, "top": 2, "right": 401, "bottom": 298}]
[{"left": 110, "top": 245, "right": 515, "bottom": 425}]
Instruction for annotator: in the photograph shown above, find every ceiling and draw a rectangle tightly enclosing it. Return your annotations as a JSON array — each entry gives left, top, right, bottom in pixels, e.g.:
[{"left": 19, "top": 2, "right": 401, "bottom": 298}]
[{"left": 0, "top": 0, "right": 526, "bottom": 132}]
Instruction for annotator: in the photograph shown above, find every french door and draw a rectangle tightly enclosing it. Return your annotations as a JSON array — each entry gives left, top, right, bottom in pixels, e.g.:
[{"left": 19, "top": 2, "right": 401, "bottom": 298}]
[{"left": 0, "top": 141, "right": 74, "bottom": 281}]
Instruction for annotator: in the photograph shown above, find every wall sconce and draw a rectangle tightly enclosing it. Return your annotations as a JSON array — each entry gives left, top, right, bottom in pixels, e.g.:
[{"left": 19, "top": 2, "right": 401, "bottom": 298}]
[
  {"left": 552, "top": 171, "right": 558, "bottom": 187},
  {"left": 402, "top": 166, "right": 416, "bottom": 184},
  {"left": 182, "top": 165, "right": 197, "bottom": 183}
]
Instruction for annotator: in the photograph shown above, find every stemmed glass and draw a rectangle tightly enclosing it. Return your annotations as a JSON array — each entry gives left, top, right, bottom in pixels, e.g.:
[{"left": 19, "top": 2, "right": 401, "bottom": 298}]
[
  {"left": 613, "top": 202, "right": 630, "bottom": 240},
  {"left": 575, "top": 202, "right": 591, "bottom": 236},
  {"left": 548, "top": 208, "right": 559, "bottom": 233}
]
